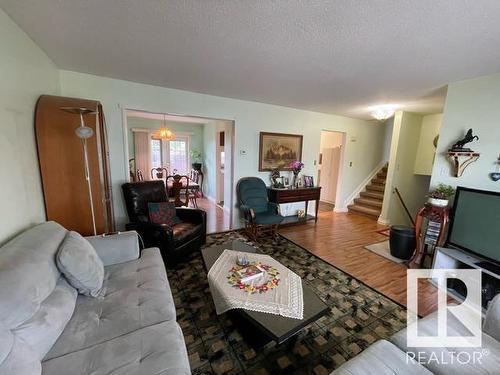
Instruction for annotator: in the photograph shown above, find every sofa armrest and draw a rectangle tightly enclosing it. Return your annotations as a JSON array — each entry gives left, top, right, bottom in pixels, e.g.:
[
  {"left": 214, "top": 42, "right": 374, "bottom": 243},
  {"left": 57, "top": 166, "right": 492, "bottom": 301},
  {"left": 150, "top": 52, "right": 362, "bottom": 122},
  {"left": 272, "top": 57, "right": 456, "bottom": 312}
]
[
  {"left": 125, "top": 221, "right": 174, "bottom": 251},
  {"left": 85, "top": 231, "right": 140, "bottom": 266},
  {"left": 484, "top": 293, "right": 500, "bottom": 341}
]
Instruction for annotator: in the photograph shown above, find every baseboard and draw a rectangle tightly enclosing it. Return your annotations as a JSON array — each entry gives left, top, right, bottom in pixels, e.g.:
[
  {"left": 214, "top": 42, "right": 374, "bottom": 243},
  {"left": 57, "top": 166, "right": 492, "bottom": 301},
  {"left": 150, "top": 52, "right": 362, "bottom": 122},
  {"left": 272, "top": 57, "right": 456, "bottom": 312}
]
[
  {"left": 343, "top": 160, "right": 387, "bottom": 208},
  {"left": 377, "top": 217, "right": 391, "bottom": 226},
  {"left": 334, "top": 207, "right": 349, "bottom": 213}
]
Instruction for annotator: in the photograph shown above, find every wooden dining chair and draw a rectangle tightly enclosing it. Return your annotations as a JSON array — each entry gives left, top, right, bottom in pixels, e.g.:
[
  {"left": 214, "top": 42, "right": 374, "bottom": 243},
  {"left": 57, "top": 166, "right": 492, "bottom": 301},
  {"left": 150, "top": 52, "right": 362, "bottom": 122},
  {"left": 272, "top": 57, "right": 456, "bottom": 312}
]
[
  {"left": 189, "top": 169, "right": 204, "bottom": 197},
  {"left": 151, "top": 167, "right": 168, "bottom": 181},
  {"left": 136, "top": 169, "right": 144, "bottom": 181},
  {"left": 166, "top": 175, "right": 191, "bottom": 207}
]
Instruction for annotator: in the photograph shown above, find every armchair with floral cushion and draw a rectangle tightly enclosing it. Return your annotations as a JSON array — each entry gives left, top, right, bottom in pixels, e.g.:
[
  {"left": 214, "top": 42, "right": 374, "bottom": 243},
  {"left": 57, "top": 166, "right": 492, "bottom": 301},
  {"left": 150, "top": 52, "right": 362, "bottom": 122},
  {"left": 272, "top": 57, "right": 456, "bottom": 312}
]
[{"left": 122, "top": 180, "right": 206, "bottom": 265}]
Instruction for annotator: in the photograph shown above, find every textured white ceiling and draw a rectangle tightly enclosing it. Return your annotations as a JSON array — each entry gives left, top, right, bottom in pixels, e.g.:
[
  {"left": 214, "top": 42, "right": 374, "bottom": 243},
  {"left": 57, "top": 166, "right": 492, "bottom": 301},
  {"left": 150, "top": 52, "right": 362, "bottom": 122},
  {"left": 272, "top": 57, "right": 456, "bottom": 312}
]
[{"left": 3, "top": 0, "right": 500, "bottom": 119}]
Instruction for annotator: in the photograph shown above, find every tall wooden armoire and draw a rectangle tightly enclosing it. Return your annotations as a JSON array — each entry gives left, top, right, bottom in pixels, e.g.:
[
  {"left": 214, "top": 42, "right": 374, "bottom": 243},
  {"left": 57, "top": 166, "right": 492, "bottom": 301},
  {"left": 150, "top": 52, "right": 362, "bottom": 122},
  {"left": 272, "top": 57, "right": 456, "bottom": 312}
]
[{"left": 35, "top": 95, "right": 114, "bottom": 235}]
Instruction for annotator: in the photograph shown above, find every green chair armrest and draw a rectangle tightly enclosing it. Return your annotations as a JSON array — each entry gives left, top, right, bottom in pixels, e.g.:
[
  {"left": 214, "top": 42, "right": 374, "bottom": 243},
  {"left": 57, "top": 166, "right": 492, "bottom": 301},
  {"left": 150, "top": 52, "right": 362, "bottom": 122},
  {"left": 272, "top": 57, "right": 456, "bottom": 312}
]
[
  {"left": 240, "top": 204, "right": 256, "bottom": 222},
  {"left": 268, "top": 202, "right": 281, "bottom": 215}
]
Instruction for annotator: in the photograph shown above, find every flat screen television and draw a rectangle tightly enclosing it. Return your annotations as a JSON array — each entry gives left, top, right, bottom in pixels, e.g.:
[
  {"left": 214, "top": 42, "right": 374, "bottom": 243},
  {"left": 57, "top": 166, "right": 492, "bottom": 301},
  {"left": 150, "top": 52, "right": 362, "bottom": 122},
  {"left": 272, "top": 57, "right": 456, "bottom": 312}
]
[{"left": 447, "top": 187, "right": 500, "bottom": 264}]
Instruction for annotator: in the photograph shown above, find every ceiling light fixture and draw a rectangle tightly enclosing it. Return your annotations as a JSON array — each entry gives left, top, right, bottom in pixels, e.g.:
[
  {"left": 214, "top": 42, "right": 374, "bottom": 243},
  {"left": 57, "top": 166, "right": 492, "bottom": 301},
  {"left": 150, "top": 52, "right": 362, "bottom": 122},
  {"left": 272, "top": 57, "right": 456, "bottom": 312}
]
[
  {"left": 370, "top": 105, "right": 397, "bottom": 121},
  {"left": 153, "top": 114, "right": 176, "bottom": 140}
]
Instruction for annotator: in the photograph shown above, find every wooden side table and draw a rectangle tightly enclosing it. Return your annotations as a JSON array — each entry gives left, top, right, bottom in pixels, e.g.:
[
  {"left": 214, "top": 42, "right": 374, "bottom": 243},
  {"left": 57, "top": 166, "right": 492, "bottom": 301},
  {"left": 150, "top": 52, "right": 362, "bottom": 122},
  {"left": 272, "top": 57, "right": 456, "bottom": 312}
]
[{"left": 267, "top": 187, "right": 322, "bottom": 224}]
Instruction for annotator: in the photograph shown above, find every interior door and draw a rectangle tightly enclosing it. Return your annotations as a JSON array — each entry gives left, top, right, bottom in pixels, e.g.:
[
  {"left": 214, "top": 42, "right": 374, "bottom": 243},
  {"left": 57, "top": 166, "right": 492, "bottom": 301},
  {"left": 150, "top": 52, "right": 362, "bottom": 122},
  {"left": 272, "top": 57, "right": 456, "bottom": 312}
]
[{"left": 320, "top": 146, "right": 341, "bottom": 203}]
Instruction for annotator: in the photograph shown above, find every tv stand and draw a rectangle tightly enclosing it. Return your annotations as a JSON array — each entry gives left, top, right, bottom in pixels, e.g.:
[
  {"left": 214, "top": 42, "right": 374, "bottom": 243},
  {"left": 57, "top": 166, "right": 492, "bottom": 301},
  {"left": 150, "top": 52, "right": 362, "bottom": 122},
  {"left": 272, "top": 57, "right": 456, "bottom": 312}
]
[
  {"left": 432, "top": 247, "right": 500, "bottom": 313},
  {"left": 476, "top": 261, "right": 500, "bottom": 275}
]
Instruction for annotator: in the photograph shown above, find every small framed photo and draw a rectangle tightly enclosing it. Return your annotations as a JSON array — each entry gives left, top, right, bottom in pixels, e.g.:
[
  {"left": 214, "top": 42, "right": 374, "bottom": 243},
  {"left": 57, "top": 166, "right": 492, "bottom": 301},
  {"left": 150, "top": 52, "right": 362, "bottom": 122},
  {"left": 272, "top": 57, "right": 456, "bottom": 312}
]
[{"left": 303, "top": 175, "right": 314, "bottom": 187}]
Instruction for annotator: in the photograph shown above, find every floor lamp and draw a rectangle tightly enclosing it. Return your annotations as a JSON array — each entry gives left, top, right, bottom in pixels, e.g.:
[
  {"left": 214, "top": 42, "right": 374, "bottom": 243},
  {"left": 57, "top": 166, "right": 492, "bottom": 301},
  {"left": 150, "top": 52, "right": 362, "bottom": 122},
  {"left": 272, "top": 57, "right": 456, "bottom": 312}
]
[{"left": 61, "top": 107, "right": 98, "bottom": 235}]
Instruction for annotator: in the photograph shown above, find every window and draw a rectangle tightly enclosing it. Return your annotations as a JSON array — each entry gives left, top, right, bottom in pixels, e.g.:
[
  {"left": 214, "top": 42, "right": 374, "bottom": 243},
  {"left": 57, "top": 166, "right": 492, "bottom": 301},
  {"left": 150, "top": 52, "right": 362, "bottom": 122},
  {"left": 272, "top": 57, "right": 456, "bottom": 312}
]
[
  {"left": 150, "top": 139, "right": 162, "bottom": 168},
  {"left": 169, "top": 138, "right": 188, "bottom": 174},
  {"left": 150, "top": 134, "right": 190, "bottom": 175}
]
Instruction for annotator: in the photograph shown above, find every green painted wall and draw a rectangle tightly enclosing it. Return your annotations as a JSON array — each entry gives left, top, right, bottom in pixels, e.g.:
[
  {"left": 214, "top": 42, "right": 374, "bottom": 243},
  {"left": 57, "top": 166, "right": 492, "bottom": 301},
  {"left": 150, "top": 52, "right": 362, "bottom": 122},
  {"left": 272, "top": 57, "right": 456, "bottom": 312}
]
[
  {"left": 126, "top": 116, "right": 204, "bottom": 161},
  {"left": 0, "top": 8, "right": 60, "bottom": 243},
  {"left": 60, "top": 70, "right": 388, "bottom": 228},
  {"left": 430, "top": 74, "right": 500, "bottom": 192}
]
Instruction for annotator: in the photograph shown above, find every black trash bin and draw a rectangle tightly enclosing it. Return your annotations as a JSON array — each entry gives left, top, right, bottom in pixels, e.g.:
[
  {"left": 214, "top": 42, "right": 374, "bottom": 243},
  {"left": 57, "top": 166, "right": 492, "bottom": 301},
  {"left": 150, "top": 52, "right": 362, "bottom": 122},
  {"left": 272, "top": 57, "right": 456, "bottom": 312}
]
[{"left": 389, "top": 226, "right": 416, "bottom": 260}]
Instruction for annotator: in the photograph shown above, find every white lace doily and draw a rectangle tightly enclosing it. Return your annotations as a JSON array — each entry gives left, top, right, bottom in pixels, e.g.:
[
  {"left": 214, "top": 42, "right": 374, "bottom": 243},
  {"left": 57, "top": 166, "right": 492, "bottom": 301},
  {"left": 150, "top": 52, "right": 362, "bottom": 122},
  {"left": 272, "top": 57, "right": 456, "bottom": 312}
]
[{"left": 207, "top": 249, "right": 304, "bottom": 319}]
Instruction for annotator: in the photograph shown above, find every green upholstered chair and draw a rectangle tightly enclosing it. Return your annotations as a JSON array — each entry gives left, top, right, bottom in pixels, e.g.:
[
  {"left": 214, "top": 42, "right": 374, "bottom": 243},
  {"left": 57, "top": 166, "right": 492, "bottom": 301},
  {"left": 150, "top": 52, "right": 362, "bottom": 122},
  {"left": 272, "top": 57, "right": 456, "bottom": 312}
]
[{"left": 237, "top": 177, "right": 284, "bottom": 239}]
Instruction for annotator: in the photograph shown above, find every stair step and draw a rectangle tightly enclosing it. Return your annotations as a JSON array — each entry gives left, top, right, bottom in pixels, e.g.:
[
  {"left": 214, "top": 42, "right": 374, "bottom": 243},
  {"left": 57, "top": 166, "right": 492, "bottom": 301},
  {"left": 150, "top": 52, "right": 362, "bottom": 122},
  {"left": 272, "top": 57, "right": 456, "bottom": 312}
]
[
  {"left": 377, "top": 172, "right": 387, "bottom": 179},
  {"left": 371, "top": 177, "right": 386, "bottom": 185},
  {"left": 366, "top": 184, "right": 385, "bottom": 192},
  {"left": 360, "top": 191, "right": 385, "bottom": 200},
  {"left": 354, "top": 197, "right": 383, "bottom": 208},
  {"left": 348, "top": 204, "right": 381, "bottom": 218}
]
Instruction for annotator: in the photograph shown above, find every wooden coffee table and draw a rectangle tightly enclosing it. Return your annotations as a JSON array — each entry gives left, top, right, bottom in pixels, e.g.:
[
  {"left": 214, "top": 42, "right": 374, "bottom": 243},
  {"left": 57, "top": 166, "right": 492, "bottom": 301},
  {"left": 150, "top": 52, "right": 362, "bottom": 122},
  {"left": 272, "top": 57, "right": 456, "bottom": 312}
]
[{"left": 201, "top": 240, "right": 329, "bottom": 344}]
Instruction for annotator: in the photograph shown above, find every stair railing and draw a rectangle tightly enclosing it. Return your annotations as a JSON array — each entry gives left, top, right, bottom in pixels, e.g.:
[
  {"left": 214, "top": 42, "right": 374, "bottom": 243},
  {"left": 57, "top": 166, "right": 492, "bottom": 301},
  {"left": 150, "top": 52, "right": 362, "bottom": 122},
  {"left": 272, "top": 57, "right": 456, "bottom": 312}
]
[{"left": 393, "top": 187, "right": 416, "bottom": 227}]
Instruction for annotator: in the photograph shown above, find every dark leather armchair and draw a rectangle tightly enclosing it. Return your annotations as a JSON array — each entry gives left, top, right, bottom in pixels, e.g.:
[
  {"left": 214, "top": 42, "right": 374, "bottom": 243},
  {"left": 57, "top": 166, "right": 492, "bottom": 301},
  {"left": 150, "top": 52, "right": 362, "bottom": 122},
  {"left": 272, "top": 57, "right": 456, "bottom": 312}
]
[
  {"left": 237, "top": 177, "right": 284, "bottom": 240},
  {"left": 122, "top": 181, "right": 206, "bottom": 265}
]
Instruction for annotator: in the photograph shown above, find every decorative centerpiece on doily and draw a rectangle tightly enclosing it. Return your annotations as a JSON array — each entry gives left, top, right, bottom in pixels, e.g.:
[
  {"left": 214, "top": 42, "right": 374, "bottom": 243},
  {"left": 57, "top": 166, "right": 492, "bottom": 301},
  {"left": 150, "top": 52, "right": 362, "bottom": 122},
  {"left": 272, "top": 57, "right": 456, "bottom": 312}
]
[
  {"left": 207, "top": 249, "right": 304, "bottom": 319},
  {"left": 227, "top": 262, "right": 280, "bottom": 294}
]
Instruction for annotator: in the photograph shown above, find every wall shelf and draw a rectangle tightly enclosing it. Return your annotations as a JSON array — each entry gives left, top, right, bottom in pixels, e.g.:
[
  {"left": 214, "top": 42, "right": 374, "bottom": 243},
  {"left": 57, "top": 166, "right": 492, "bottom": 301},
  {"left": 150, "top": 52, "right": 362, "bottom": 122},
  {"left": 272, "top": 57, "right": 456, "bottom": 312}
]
[{"left": 447, "top": 151, "right": 480, "bottom": 177}]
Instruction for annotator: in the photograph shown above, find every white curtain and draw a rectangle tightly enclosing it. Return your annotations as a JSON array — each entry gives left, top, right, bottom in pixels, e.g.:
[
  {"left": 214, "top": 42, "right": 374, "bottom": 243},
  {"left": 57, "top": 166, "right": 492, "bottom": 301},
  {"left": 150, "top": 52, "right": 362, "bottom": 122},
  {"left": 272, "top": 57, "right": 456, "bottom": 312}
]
[{"left": 133, "top": 130, "right": 151, "bottom": 180}]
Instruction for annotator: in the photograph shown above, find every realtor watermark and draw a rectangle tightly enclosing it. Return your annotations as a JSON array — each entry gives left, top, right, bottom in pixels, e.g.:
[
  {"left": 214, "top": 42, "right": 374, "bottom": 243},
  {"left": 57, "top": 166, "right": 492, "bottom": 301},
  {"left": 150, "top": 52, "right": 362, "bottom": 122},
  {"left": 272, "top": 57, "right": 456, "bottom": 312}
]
[{"left": 406, "top": 269, "right": 485, "bottom": 365}]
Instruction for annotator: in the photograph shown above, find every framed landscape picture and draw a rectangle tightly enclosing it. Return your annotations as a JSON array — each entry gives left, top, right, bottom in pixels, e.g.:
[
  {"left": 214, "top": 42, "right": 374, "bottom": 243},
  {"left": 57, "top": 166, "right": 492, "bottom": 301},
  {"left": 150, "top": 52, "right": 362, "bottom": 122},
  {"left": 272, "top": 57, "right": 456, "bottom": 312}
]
[{"left": 259, "top": 132, "right": 303, "bottom": 171}]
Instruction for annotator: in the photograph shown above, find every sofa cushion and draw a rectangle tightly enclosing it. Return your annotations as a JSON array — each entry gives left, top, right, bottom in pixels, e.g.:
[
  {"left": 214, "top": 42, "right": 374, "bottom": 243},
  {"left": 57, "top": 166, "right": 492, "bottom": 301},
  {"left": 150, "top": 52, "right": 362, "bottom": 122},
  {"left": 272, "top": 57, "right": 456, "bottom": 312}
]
[
  {"left": 484, "top": 293, "right": 500, "bottom": 342},
  {"left": 0, "top": 335, "right": 42, "bottom": 375},
  {"left": 56, "top": 231, "right": 105, "bottom": 297},
  {"left": 332, "top": 339, "right": 432, "bottom": 374},
  {"left": 42, "top": 321, "right": 190, "bottom": 375},
  {"left": 46, "top": 248, "right": 176, "bottom": 360},
  {"left": 172, "top": 222, "right": 203, "bottom": 247},
  {"left": 391, "top": 311, "right": 500, "bottom": 375},
  {"left": 13, "top": 277, "right": 77, "bottom": 360},
  {"left": 0, "top": 221, "right": 66, "bottom": 329},
  {"left": 0, "top": 322, "right": 14, "bottom": 365}
]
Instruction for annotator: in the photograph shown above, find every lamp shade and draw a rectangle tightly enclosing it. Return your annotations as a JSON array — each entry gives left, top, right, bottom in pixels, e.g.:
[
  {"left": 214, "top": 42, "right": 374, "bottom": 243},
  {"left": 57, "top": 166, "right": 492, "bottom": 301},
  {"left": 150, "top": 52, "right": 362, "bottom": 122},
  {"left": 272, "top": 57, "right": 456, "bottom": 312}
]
[
  {"left": 75, "top": 126, "right": 94, "bottom": 139},
  {"left": 153, "top": 127, "right": 175, "bottom": 141}
]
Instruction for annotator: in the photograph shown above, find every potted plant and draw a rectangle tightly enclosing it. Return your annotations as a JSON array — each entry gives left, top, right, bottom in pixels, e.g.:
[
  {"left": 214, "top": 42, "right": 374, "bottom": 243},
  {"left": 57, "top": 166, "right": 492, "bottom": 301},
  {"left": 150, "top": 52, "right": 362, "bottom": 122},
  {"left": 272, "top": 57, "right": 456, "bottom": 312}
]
[
  {"left": 190, "top": 150, "right": 202, "bottom": 171},
  {"left": 427, "top": 184, "right": 455, "bottom": 207}
]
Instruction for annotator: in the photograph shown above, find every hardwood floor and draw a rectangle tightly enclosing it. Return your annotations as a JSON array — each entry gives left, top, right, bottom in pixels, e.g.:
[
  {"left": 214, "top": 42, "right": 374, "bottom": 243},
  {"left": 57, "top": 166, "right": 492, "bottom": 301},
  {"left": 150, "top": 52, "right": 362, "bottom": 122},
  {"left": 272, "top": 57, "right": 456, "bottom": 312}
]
[
  {"left": 279, "top": 211, "right": 439, "bottom": 317},
  {"left": 196, "top": 198, "right": 231, "bottom": 234}
]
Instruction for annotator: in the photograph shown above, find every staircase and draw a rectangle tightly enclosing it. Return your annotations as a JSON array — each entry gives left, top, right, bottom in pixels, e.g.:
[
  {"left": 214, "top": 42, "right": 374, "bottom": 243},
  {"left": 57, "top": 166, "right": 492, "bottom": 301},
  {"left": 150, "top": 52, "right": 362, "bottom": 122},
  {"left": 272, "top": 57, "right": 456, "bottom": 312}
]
[{"left": 348, "top": 164, "right": 388, "bottom": 219}]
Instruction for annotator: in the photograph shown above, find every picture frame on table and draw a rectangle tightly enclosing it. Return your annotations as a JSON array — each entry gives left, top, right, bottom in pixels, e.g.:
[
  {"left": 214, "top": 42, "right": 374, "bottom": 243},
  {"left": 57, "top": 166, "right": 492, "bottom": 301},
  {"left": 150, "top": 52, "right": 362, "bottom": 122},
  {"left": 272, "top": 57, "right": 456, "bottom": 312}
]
[
  {"left": 303, "top": 175, "right": 314, "bottom": 188},
  {"left": 258, "top": 132, "right": 303, "bottom": 171}
]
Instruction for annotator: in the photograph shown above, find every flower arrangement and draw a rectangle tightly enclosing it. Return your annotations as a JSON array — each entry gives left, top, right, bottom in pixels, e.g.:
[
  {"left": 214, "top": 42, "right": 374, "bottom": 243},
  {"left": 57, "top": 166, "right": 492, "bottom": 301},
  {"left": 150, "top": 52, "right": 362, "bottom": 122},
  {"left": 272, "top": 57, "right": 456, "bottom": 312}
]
[
  {"left": 289, "top": 160, "right": 304, "bottom": 173},
  {"left": 227, "top": 262, "right": 280, "bottom": 294}
]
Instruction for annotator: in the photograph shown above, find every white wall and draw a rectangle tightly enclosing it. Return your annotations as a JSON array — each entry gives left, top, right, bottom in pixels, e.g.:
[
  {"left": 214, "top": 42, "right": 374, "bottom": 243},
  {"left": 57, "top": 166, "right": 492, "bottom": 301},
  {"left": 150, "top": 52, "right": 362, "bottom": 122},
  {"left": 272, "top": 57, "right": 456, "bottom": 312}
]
[
  {"left": 414, "top": 113, "right": 442, "bottom": 175},
  {"left": 382, "top": 117, "right": 394, "bottom": 162},
  {"left": 430, "top": 74, "right": 500, "bottom": 192},
  {"left": 202, "top": 121, "right": 217, "bottom": 200},
  {"left": 380, "top": 111, "right": 431, "bottom": 226},
  {"left": 0, "top": 9, "right": 60, "bottom": 243},
  {"left": 59, "top": 71, "right": 387, "bottom": 228}
]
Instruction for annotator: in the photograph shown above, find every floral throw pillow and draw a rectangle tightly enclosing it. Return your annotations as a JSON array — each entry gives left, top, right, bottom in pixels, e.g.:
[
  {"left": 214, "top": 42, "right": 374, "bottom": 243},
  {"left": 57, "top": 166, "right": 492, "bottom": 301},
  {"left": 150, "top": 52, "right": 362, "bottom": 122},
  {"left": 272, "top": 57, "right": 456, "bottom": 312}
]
[{"left": 148, "top": 202, "right": 181, "bottom": 226}]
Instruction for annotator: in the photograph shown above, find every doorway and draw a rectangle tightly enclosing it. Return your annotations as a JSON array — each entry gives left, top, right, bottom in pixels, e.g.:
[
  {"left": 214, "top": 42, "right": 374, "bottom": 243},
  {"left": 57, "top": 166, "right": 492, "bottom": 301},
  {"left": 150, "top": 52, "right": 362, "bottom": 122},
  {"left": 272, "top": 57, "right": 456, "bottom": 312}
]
[
  {"left": 216, "top": 130, "right": 225, "bottom": 208},
  {"left": 122, "top": 109, "right": 234, "bottom": 233},
  {"left": 318, "top": 130, "right": 344, "bottom": 210}
]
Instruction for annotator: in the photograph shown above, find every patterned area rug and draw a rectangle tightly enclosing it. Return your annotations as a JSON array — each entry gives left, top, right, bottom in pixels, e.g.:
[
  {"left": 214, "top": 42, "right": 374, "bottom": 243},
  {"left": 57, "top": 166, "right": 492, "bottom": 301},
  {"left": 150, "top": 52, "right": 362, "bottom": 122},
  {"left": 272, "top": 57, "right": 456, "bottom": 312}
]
[{"left": 167, "top": 231, "right": 407, "bottom": 374}]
